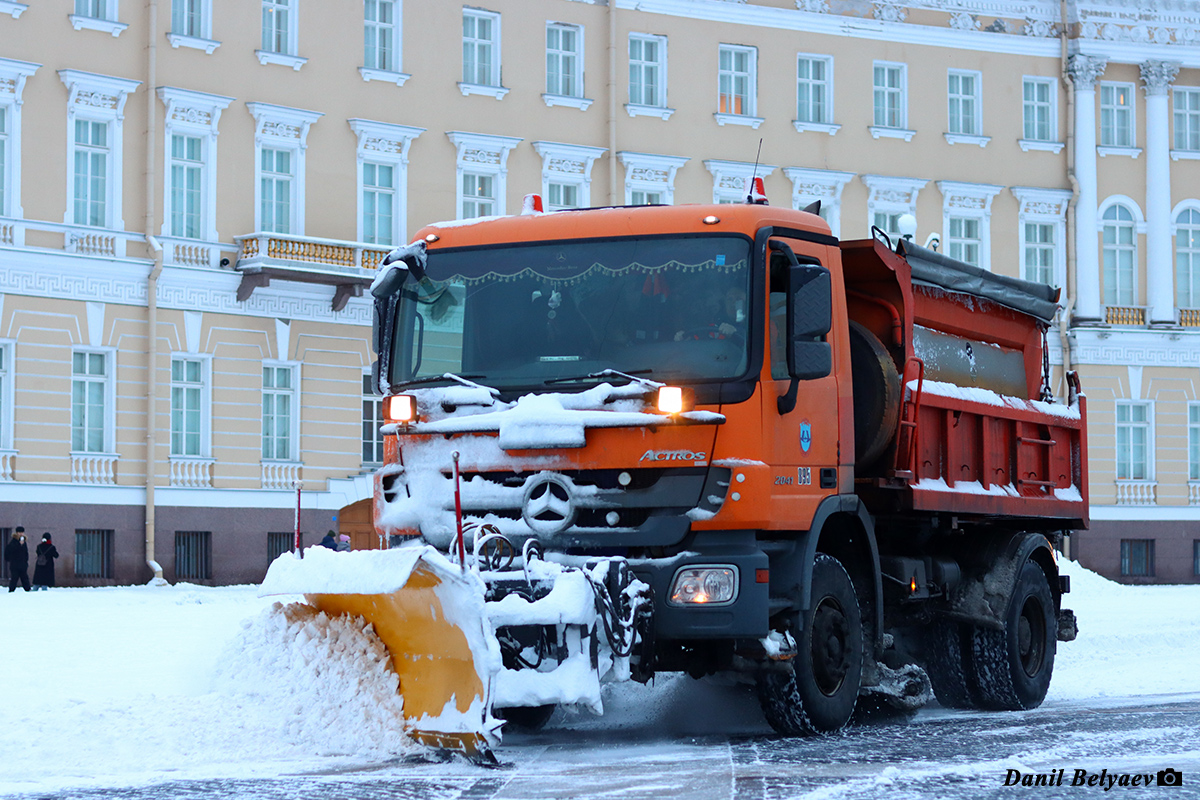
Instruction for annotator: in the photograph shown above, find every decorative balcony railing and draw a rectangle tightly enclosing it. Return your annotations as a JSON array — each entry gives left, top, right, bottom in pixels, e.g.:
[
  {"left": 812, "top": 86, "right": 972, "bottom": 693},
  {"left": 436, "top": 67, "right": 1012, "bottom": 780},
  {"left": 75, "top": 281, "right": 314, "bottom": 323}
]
[
  {"left": 0, "top": 449, "right": 16, "bottom": 481},
  {"left": 234, "top": 233, "right": 390, "bottom": 272},
  {"left": 1115, "top": 479, "right": 1157, "bottom": 506},
  {"left": 0, "top": 216, "right": 144, "bottom": 258},
  {"left": 159, "top": 237, "right": 239, "bottom": 270},
  {"left": 262, "top": 460, "right": 302, "bottom": 490},
  {"left": 233, "top": 232, "right": 384, "bottom": 311},
  {"left": 1104, "top": 306, "right": 1146, "bottom": 326},
  {"left": 169, "top": 456, "right": 215, "bottom": 488},
  {"left": 71, "top": 453, "right": 118, "bottom": 485},
  {"left": 1190, "top": 481, "right": 1200, "bottom": 506},
  {"left": 1180, "top": 309, "right": 1200, "bottom": 327}
]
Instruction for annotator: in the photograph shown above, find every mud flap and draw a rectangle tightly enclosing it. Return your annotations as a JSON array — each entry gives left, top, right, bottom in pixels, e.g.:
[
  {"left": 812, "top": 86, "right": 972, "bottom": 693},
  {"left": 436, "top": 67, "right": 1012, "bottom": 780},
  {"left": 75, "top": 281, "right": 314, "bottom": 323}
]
[{"left": 261, "top": 545, "right": 503, "bottom": 762}]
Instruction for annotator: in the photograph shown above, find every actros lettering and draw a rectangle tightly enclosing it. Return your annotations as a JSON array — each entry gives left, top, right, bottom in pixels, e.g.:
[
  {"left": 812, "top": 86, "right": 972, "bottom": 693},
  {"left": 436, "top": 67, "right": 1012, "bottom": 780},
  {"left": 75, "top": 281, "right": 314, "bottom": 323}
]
[{"left": 639, "top": 449, "right": 708, "bottom": 462}]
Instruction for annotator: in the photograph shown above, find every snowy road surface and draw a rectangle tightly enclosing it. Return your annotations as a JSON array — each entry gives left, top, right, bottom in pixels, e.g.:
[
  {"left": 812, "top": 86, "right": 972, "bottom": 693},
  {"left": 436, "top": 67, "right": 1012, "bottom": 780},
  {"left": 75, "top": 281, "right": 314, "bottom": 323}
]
[
  {"left": 17, "top": 695, "right": 1200, "bottom": 799},
  {"left": 2, "top": 557, "right": 1198, "bottom": 798}
]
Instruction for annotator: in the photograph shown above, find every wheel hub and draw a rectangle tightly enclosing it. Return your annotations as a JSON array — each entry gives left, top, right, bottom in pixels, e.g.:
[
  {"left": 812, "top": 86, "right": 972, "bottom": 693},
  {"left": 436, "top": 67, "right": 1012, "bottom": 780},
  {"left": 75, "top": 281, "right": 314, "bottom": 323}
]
[
  {"left": 811, "top": 596, "right": 850, "bottom": 696},
  {"left": 1018, "top": 597, "right": 1046, "bottom": 677}
]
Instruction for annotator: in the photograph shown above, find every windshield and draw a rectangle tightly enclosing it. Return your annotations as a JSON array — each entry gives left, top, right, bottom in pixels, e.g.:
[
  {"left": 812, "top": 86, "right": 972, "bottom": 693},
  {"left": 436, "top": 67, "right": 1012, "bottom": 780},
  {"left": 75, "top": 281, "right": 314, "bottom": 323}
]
[{"left": 387, "top": 235, "right": 753, "bottom": 390}]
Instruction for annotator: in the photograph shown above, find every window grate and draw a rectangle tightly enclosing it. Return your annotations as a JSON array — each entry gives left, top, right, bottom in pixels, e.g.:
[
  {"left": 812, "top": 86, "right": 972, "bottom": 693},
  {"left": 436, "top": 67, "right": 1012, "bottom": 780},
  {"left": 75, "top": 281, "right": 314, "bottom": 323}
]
[
  {"left": 1120, "top": 538, "right": 1155, "bottom": 577},
  {"left": 175, "top": 530, "right": 212, "bottom": 580},
  {"left": 267, "top": 531, "right": 300, "bottom": 566},
  {"left": 75, "top": 529, "right": 114, "bottom": 578}
]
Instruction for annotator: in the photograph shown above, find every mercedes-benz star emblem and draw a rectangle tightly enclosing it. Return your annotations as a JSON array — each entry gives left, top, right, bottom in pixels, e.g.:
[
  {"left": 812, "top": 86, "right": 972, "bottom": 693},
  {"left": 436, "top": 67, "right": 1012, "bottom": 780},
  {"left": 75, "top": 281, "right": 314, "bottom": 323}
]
[{"left": 522, "top": 473, "right": 576, "bottom": 535}]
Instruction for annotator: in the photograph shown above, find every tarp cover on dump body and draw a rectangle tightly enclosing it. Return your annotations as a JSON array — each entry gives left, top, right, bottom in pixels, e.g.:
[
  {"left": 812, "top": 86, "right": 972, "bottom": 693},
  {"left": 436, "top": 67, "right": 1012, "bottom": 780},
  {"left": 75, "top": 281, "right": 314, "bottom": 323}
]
[{"left": 897, "top": 240, "right": 1060, "bottom": 325}]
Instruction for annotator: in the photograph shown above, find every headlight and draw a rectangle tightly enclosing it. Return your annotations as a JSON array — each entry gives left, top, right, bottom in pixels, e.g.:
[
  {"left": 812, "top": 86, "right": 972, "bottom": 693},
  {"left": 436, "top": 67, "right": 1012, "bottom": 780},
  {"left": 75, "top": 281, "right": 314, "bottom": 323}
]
[
  {"left": 668, "top": 566, "right": 738, "bottom": 606},
  {"left": 384, "top": 394, "right": 417, "bottom": 424},
  {"left": 655, "top": 386, "right": 694, "bottom": 414}
]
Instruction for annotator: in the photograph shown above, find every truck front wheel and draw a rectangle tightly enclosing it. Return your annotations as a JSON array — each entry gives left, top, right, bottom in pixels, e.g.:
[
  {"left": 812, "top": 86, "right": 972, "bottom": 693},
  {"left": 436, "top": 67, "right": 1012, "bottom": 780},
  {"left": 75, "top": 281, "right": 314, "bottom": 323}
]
[
  {"left": 757, "top": 554, "right": 863, "bottom": 734},
  {"left": 970, "top": 558, "right": 1057, "bottom": 710}
]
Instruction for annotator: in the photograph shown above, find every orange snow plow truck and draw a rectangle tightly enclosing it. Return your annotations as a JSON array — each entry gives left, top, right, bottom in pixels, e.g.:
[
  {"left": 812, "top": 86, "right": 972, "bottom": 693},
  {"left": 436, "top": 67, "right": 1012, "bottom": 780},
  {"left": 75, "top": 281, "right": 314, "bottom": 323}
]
[{"left": 263, "top": 191, "right": 1086, "bottom": 761}]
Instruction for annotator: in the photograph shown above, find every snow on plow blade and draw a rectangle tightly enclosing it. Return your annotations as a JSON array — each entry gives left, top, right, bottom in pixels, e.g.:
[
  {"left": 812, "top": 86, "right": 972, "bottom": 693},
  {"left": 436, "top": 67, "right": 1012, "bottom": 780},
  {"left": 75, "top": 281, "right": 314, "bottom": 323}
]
[{"left": 260, "top": 545, "right": 501, "bottom": 762}]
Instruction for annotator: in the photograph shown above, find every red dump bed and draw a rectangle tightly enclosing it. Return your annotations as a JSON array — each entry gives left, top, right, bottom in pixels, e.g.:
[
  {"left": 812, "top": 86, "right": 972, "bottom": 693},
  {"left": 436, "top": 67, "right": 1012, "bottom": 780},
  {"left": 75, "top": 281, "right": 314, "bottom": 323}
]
[{"left": 841, "top": 238, "right": 1088, "bottom": 529}]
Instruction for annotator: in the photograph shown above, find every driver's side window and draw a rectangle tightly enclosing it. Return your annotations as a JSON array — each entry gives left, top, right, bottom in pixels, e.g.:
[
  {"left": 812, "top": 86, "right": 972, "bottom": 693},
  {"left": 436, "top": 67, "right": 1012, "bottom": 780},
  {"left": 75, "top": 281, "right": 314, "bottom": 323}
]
[{"left": 769, "top": 251, "right": 790, "bottom": 380}]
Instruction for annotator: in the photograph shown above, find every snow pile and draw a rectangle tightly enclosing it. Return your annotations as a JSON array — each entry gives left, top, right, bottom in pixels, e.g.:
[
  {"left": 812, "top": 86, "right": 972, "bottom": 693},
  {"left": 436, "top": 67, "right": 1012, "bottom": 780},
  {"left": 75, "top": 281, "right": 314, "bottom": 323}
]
[
  {"left": 1047, "top": 556, "right": 1200, "bottom": 703},
  {"left": 213, "top": 601, "right": 417, "bottom": 759}
]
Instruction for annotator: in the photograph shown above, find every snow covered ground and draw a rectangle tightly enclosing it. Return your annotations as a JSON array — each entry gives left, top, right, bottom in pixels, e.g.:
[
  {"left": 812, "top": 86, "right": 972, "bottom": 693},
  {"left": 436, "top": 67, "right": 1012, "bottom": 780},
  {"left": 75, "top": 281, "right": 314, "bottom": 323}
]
[{"left": 0, "top": 556, "right": 1197, "bottom": 797}]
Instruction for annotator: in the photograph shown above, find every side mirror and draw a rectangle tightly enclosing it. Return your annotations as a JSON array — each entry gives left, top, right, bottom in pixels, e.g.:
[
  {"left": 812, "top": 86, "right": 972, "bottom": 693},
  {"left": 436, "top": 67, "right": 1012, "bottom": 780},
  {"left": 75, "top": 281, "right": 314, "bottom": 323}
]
[
  {"left": 788, "top": 265, "right": 831, "bottom": 338},
  {"left": 787, "top": 265, "right": 832, "bottom": 381}
]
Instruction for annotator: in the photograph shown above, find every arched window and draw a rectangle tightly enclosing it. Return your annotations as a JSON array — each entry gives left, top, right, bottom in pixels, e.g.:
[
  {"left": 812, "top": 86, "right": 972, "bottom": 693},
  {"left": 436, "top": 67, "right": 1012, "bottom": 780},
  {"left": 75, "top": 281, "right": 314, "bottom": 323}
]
[
  {"left": 1102, "top": 204, "right": 1137, "bottom": 306},
  {"left": 1176, "top": 208, "right": 1200, "bottom": 309}
]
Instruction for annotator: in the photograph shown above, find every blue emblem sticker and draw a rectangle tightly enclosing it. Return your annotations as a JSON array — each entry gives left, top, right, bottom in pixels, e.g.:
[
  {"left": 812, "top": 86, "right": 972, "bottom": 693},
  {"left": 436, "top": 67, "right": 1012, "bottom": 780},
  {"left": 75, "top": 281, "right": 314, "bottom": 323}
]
[
  {"left": 716, "top": 255, "right": 726, "bottom": 266},
  {"left": 799, "top": 420, "right": 812, "bottom": 453}
]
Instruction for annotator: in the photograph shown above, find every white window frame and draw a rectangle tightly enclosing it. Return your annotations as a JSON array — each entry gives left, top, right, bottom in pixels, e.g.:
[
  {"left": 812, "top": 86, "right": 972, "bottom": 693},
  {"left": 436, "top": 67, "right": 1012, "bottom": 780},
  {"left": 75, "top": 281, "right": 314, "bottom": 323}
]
[
  {"left": 1173, "top": 86, "right": 1200, "bottom": 156},
  {"left": 169, "top": 354, "right": 211, "bottom": 458},
  {"left": 1115, "top": 400, "right": 1153, "bottom": 482},
  {"left": 862, "top": 174, "right": 926, "bottom": 241},
  {"left": 945, "top": 69, "right": 989, "bottom": 147},
  {"left": 871, "top": 61, "right": 913, "bottom": 141},
  {"left": 626, "top": 33, "right": 671, "bottom": 119},
  {"left": 544, "top": 22, "right": 589, "bottom": 109},
  {"left": 704, "top": 159, "right": 777, "bottom": 205},
  {"left": 59, "top": 70, "right": 141, "bottom": 251},
  {"left": 71, "top": 0, "right": 127, "bottom": 36},
  {"left": 247, "top": 102, "right": 323, "bottom": 235},
  {"left": 532, "top": 140, "right": 606, "bottom": 211},
  {"left": 460, "top": 7, "right": 506, "bottom": 99},
  {"left": 794, "top": 53, "right": 838, "bottom": 135},
  {"left": 937, "top": 181, "right": 1003, "bottom": 271},
  {"left": 447, "top": 131, "right": 521, "bottom": 219},
  {"left": 617, "top": 151, "right": 689, "bottom": 206},
  {"left": 362, "top": 370, "right": 384, "bottom": 467},
  {"left": 1189, "top": 402, "right": 1200, "bottom": 482},
  {"left": 257, "top": 0, "right": 306, "bottom": 70},
  {"left": 1012, "top": 187, "right": 1071, "bottom": 290},
  {"left": 362, "top": 0, "right": 400, "bottom": 73},
  {"left": 158, "top": 87, "right": 232, "bottom": 246},
  {"left": 1020, "top": 76, "right": 1061, "bottom": 152},
  {"left": 70, "top": 348, "right": 116, "bottom": 456},
  {"left": 1099, "top": 197, "right": 1144, "bottom": 308},
  {"left": 1099, "top": 81, "right": 1138, "bottom": 154},
  {"left": 167, "top": 0, "right": 218, "bottom": 54},
  {"left": 0, "top": 340, "right": 15, "bottom": 453},
  {"left": 783, "top": 167, "right": 854, "bottom": 238},
  {"left": 361, "top": 0, "right": 408, "bottom": 85},
  {"left": 1174, "top": 203, "right": 1200, "bottom": 309},
  {"left": 349, "top": 118, "right": 424, "bottom": 246},
  {"left": 0, "top": 59, "right": 38, "bottom": 231},
  {"left": 261, "top": 361, "right": 300, "bottom": 463},
  {"left": 715, "top": 44, "right": 761, "bottom": 129}
]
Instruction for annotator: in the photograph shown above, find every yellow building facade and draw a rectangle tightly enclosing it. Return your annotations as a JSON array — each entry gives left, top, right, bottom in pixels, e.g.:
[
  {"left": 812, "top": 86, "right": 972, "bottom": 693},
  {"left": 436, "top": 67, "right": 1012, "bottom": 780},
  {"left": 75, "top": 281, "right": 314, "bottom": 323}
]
[{"left": 0, "top": 0, "right": 1197, "bottom": 584}]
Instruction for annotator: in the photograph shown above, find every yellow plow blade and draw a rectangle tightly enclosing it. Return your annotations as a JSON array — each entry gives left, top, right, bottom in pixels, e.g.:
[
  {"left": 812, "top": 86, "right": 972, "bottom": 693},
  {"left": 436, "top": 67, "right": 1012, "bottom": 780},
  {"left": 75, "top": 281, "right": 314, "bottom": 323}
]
[{"left": 261, "top": 546, "right": 501, "bottom": 762}]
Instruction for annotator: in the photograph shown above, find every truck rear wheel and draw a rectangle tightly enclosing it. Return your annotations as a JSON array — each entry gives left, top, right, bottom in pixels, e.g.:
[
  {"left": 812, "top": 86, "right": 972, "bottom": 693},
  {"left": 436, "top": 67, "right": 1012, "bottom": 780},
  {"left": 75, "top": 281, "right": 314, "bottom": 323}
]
[
  {"left": 924, "top": 621, "right": 978, "bottom": 709},
  {"left": 757, "top": 554, "right": 863, "bottom": 734},
  {"left": 970, "top": 558, "right": 1057, "bottom": 710}
]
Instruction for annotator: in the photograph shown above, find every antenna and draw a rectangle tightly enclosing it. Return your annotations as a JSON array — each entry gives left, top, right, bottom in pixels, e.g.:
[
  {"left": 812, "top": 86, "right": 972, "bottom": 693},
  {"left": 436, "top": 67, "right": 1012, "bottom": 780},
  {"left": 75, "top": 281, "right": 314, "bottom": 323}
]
[{"left": 746, "top": 138, "right": 763, "bottom": 203}]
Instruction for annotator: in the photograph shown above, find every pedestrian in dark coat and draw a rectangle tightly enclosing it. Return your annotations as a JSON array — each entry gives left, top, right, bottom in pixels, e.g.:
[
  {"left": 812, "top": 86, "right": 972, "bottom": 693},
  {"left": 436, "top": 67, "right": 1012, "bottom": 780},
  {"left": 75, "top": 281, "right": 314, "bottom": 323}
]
[
  {"left": 319, "top": 530, "right": 337, "bottom": 550},
  {"left": 5, "top": 527, "right": 30, "bottom": 592},
  {"left": 32, "top": 533, "right": 58, "bottom": 590}
]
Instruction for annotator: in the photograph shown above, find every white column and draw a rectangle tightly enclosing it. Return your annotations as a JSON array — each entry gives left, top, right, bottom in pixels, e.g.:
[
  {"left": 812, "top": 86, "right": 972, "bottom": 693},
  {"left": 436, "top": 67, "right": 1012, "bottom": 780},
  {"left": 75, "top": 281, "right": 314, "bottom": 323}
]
[
  {"left": 1142, "top": 61, "right": 1181, "bottom": 325},
  {"left": 1068, "top": 55, "right": 1106, "bottom": 323}
]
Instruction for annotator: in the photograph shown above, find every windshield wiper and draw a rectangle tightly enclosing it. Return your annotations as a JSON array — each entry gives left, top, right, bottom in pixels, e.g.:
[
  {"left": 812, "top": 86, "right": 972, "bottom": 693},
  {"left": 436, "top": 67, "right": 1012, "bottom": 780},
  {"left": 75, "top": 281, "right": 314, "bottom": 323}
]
[
  {"left": 544, "top": 368, "right": 659, "bottom": 388},
  {"left": 392, "top": 372, "right": 497, "bottom": 395}
]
